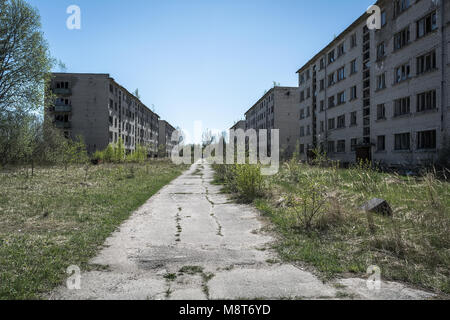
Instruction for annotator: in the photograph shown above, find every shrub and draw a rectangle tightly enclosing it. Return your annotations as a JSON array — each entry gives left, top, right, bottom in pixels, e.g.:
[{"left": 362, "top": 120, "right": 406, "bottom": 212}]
[
  {"left": 103, "top": 144, "right": 114, "bottom": 162},
  {"left": 233, "top": 164, "right": 265, "bottom": 202}
]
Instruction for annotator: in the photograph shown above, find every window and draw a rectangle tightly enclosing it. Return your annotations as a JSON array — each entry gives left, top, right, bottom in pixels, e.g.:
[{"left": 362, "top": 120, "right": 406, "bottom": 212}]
[
  {"left": 306, "top": 87, "right": 311, "bottom": 98},
  {"left": 351, "top": 138, "right": 357, "bottom": 152},
  {"left": 394, "top": 97, "right": 410, "bottom": 116},
  {"left": 395, "top": 63, "right": 410, "bottom": 83},
  {"left": 337, "top": 115, "right": 345, "bottom": 128},
  {"left": 350, "top": 86, "right": 357, "bottom": 100},
  {"left": 327, "top": 141, "right": 335, "bottom": 153},
  {"left": 350, "top": 59, "right": 357, "bottom": 74},
  {"left": 300, "top": 144, "right": 305, "bottom": 154},
  {"left": 306, "top": 125, "right": 311, "bottom": 135},
  {"left": 377, "top": 136, "right": 386, "bottom": 151},
  {"left": 306, "top": 106, "right": 311, "bottom": 117},
  {"left": 306, "top": 69, "right": 310, "bottom": 80},
  {"left": 337, "top": 91, "right": 346, "bottom": 105},
  {"left": 381, "top": 11, "right": 387, "bottom": 27},
  {"left": 394, "top": 27, "right": 410, "bottom": 50},
  {"left": 328, "top": 50, "right": 335, "bottom": 64},
  {"left": 350, "top": 33, "right": 357, "bottom": 48},
  {"left": 300, "top": 109, "right": 305, "bottom": 119},
  {"left": 300, "top": 91, "right": 305, "bottom": 102},
  {"left": 417, "top": 11, "right": 437, "bottom": 38},
  {"left": 109, "top": 84, "right": 114, "bottom": 93},
  {"left": 417, "top": 130, "right": 436, "bottom": 149},
  {"left": 328, "top": 73, "right": 336, "bottom": 86},
  {"left": 417, "top": 50, "right": 436, "bottom": 74},
  {"left": 395, "top": 133, "right": 410, "bottom": 150},
  {"left": 328, "top": 118, "right": 335, "bottom": 130},
  {"left": 328, "top": 96, "right": 335, "bottom": 108},
  {"left": 109, "top": 116, "right": 113, "bottom": 125},
  {"left": 320, "top": 79, "right": 324, "bottom": 91},
  {"left": 394, "top": 0, "right": 410, "bottom": 16},
  {"left": 300, "top": 126, "right": 305, "bottom": 137},
  {"left": 299, "top": 73, "right": 305, "bottom": 85},
  {"left": 337, "top": 140, "right": 346, "bottom": 153},
  {"left": 320, "top": 58, "right": 325, "bottom": 70},
  {"left": 338, "top": 43, "right": 345, "bottom": 57},
  {"left": 377, "top": 73, "right": 386, "bottom": 90},
  {"left": 377, "top": 42, "right": 385, "bottom": 60},
  {"left": 350, "top": 111, "right": 357, "bottom": 126},
  {"left": 337, "top": 66, "right": 346, "bottom": 81},
  {"left": 377, "top": 104, "right": 386, "bottom": 120},
  {"left": 56, "top": 81, "right": 69, "bottom": 89},
  {"left": 320, "top": 100, "right": 325, "bottom": 111},
  {"left": 417, "top": 90, "right": 437, "bottom": 112},
  {"left": 320, "top": 121, "right": 324, "bottom": 133}
]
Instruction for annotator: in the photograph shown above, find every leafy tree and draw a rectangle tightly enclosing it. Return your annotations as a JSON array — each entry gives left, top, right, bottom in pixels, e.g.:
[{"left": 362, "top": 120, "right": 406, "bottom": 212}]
[{"left": 0, "top": 0, "right": 52, "bottom": 116}]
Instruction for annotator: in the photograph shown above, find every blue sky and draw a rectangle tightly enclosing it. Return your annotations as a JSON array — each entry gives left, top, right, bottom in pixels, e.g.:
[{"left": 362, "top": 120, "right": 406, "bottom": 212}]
[{"left": 28, "top": 0, "right": 374, "bottom": 139}]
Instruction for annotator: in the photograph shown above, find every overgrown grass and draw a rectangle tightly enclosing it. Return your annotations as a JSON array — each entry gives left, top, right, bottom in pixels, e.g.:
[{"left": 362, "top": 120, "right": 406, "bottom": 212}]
[
  {"left": 0, "top": 160, "right": 187, "bottom": 299},
  {"left": 213, "top": 161, "right": 450, "bottom": 295}
]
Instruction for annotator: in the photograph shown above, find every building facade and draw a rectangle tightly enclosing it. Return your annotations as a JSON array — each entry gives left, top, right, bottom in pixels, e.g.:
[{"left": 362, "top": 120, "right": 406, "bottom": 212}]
[
  {"left": 244, "top": 87, "right": 301, "bottom": 157},
  {"left": 230, "top": 120, "right": 246, "bottom": 131},
  {"left": 48, "top": 73, "right": 161, "bottom": 156},
  {"left": 296, "top": 0, "right": 449, "bottom": 167},
  {"left": 158, "top": 120, "right": 176, "bottom": 157}
]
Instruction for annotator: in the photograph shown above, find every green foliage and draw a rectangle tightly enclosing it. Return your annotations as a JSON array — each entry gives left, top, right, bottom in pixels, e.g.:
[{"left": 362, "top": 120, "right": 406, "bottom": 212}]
[
  {"left": 0, "top": 0, "right": 53, "bottom": 115},
  {"left": 61, "top": 136, "right": 89, "bottom": 169},
  {"left": 114, "top": 138, "right": 125, "bottom": 162},
  {"left": 0, "top": 161, "right": 186, "bottom": 299},
  {"left": 103, "top": 144, "right": 114, "bottom": 162},
  {"left": 214, "top": 164, "right": 265, "bottom": 203}
]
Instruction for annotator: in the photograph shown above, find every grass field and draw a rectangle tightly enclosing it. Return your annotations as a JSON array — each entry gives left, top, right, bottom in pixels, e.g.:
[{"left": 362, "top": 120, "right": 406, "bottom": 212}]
[
  {"left": 0, "top": 160, "right": 187, "bottom": 299},
  {"left": 213, "top": 161, "right": 450, "bottom": 296}
]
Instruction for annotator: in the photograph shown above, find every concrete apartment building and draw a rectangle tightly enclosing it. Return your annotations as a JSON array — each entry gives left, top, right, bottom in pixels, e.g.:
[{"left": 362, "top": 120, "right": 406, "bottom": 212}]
[
  {"left": 48, "top": 73, "right": 161, "bottom": 156},
  {"left": 158, "top": 120, "right": 176, "bottom": 157},
  {"left": 244, "top": 87, "right": 301, "bottom": 157},
  {"left": 230, "top": 120, "right": 246, "bottom": 131},
  {"left": 296, "top": 0, "right": 449, "bottom": 167}
]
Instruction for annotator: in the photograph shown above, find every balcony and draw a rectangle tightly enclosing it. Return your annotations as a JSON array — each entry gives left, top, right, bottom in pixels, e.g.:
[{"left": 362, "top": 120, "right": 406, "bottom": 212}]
[
  {"left": 55, "top": 121, "right": 71, "bottom": 129},
  {"left": 53, "top": 88, "right": 71, "bottom": 95},
  {"left": 53, "top": 105, "right": 72, "bottom": 112}
]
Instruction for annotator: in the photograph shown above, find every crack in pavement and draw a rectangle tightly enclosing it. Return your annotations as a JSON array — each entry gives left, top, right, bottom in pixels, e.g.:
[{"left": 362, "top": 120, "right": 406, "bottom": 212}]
[{"left": 51, "top": 160, "right": 435, "bottom": 300}]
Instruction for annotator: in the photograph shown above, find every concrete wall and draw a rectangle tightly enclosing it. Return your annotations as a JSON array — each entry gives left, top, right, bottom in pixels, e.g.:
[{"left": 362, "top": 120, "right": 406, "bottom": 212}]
[{"left": 49, "top": 73, "right": 160, "bottom": 155}]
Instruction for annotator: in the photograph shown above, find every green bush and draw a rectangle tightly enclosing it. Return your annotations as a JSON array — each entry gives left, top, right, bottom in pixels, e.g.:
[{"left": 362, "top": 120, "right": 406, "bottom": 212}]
[{"left": 233, "top": 164, "right": 265, "bottom": 202}]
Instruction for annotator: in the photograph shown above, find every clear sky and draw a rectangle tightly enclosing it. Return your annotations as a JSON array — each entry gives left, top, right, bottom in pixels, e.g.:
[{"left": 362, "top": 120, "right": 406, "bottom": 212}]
[{"left": 27, "top": 0, "right": 374, "bottom": 141}]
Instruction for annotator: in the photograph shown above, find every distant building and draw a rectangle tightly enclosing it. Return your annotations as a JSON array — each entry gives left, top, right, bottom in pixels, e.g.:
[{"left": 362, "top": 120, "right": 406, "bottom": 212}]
[
  {"left": 158, "top": 120, "right": 176, "bottom": 157},
  {"left": 230, "top": 120, "right": 246, "bottom": 131},
  {"left": 244, "top": 87, "right": 301, "bottom": 157},
  {"left": 48, "top": 73, "right": 160, "bottom": 156},
  {"left": 296, "top": 0, "right": 449, "bottom": 167}
]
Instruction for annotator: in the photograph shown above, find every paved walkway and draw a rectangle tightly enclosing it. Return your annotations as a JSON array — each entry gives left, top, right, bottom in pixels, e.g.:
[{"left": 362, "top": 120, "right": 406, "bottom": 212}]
[{"left": 52, "top": 161, "right": 433, "bottom": 300}]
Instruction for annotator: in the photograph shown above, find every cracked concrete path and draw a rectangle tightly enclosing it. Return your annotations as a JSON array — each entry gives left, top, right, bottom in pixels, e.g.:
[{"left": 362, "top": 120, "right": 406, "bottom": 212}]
[{"left": 51, "top": 161, "right": 433, "bottom": 300}]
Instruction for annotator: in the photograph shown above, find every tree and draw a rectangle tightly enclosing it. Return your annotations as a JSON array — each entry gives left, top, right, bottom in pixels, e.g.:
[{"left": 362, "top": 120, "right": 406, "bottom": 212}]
[{"left": 0, "top": 0, "right": 52, "bottom": 116}]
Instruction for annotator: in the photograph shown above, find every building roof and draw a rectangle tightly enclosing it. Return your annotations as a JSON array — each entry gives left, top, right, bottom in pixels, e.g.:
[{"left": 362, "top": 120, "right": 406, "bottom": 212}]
[
  {"left": 244, "top": 86, "right": 298, "bottom": 116},
  {"left": 295, "top": 0, "right": 383, "bottom": 74},
  {"left": 159, "top": 119, "right": 176, "bottom": 131},
  {"left": 51, "top": 72, "right": 160, "bottom": 119},
  {"left": 230, "top": 120, "right": 246, "bottom": 130}
]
